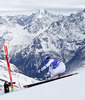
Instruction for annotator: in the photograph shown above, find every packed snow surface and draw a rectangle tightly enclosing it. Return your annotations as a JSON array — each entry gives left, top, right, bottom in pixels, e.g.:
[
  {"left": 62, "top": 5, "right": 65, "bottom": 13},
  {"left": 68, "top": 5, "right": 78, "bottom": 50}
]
[{"left": 0, "top": 67, "right": 85, "bottom": 100}]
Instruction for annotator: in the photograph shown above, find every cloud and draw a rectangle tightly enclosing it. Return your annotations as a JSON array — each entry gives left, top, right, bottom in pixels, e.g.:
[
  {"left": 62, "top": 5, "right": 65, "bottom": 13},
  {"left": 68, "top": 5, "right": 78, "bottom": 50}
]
[{"left": 0, "top": 0, "right": 85, "bottom": 11}]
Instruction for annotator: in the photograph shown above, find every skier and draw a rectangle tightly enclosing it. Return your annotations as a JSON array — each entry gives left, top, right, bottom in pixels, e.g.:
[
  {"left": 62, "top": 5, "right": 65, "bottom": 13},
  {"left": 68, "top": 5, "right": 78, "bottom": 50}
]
[{"left": 38, "top": 56, "right": 66, "bottom": 78}]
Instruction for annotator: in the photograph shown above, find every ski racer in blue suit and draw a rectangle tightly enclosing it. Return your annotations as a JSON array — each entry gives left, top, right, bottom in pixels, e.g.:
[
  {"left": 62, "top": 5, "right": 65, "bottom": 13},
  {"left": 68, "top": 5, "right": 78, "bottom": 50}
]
[{"left": 38, "top": 56, "right": 66, "bottom": 78}]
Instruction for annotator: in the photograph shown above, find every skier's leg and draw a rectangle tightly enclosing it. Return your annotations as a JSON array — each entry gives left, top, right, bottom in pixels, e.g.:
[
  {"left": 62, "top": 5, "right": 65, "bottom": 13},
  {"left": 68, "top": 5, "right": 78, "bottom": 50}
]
[
  {"left": 54, "top": 62, "right": 66, "bottom": 75},
  {"left": 49, "top": 62, "right": 66, "bottom": 77}
]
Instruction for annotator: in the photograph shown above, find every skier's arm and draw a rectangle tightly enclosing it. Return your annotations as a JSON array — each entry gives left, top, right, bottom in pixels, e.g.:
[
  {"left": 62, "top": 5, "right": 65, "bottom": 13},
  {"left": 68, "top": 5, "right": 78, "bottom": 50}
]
[
  {"left": 40, "top": 59, "right": 54, "bottom": 72},
  {"left": 38, "top": 65, "right": 47, "bottom": 73}
]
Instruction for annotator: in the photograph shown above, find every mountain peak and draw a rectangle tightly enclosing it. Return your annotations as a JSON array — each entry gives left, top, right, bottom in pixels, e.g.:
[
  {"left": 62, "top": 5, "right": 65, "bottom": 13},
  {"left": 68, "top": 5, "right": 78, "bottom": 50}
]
[
  {"left": 38, "top": 9, "right": 47, "bottom": 14},
  {"left": 37, "top": 9, "right": 47, "bottom": 18}
]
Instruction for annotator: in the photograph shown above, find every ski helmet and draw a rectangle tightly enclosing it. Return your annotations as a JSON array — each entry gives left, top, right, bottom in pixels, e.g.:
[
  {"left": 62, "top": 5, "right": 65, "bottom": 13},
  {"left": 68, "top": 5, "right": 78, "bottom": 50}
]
[{"left": 43, "top": 56, "right": 50, "bottom": 63}]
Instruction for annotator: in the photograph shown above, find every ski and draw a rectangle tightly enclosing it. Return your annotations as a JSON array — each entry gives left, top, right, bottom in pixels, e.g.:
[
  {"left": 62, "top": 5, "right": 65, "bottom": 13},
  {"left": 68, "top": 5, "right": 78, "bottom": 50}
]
[{"left": 23, "top": 73, "right": 78, "bottom": 88}]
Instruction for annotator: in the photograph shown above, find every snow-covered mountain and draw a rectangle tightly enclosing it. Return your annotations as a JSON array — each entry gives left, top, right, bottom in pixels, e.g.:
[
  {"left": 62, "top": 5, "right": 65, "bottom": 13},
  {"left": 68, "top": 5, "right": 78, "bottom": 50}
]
[
  {"left": 0, "top": 60, "right": 38, "bottom": 94},
  {"left": 0, "top": 67, "right": 85, "bottom": 100},
  {"left": 0, "top": 9, "right": 85, "bottom": 78},
  {"left": 0, "top": 9, "right": 60, "bottom": 56},
  {"left": 66, "top": 43, "right": 85, "bottom": 72}
]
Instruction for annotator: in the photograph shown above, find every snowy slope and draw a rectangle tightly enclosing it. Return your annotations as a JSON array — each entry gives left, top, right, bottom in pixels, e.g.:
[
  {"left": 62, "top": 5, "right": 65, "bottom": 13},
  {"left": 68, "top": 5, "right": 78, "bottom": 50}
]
[
  {"left": 0, "top": 67, "right": 85, "bottom": 100},
  {"left": 66, "top": 44, "right": 85, "bottom": 72},
  {"left": 0, "top": 60, "right": 38, "bottom": 94}
]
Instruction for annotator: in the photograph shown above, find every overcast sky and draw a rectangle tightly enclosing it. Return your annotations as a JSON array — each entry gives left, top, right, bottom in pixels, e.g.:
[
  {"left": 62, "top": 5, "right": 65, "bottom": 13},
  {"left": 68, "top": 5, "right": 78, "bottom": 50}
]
[{"left": 0, "top": 0, "right": 85, "bottom": 11}]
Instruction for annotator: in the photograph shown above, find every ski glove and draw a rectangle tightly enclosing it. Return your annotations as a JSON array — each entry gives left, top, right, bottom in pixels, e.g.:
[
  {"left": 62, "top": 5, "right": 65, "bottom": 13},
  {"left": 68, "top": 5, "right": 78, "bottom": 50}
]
[{"left": 38, "top": 69, "right": 42, "bottom": 73}]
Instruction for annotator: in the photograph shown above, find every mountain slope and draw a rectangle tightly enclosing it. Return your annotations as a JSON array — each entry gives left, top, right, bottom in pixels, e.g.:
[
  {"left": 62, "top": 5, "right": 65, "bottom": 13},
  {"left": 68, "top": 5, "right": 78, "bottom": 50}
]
[
  {"left": 66, "top": 42, "right": 85, "bottom": 72},
  {"left": 0, "top": 60, "right": 38, "bottom": 94},
  {"left": 10, "top": 9, "right": 85, "bottom": 78},
  {"left": 0, "top": 68, "right": 85, "bottom": 100},
  {"left": 0, "top": 9, "right": 85, "bottom": 78}
]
